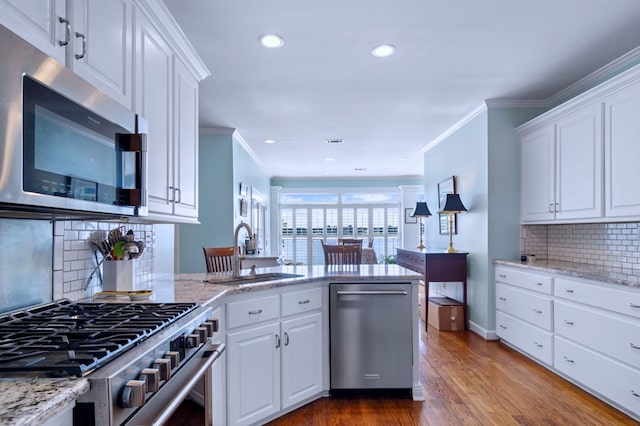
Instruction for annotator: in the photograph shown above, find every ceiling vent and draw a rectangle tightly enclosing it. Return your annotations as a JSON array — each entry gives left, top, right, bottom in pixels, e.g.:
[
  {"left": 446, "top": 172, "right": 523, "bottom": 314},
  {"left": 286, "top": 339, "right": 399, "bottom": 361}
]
[{"left": 325, "top": 139, "right": 343, "bottom": 144}]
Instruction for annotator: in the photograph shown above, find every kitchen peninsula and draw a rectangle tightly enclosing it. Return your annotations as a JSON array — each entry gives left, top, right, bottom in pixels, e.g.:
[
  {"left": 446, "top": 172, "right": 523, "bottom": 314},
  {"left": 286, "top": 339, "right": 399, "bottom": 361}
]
[{"left": 0, "top": 264, "right": 422, "bottom": 426}]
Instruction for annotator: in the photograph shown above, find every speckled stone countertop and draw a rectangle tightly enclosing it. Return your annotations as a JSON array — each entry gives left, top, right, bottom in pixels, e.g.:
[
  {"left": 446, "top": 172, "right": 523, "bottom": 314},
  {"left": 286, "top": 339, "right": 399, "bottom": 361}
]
[
  {"left": 494, "top": 259, "right": 640, "bottom": 287},
  {"left": 0, "top": 264, "right": 420, "bottom": 425}
]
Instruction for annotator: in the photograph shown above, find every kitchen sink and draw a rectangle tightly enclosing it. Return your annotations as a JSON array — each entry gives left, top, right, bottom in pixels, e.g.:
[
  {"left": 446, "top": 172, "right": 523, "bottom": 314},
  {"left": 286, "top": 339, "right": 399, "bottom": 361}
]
[{"left": 203, "top": 272, "right": 303, "bottom": 285}]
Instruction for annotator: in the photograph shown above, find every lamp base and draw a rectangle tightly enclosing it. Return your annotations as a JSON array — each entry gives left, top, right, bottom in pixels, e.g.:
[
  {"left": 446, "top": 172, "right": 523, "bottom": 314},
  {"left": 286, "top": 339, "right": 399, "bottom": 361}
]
[
  {"left": 446, "top": 245, "right": 457, "bottom": 253},
  {"left": 417, "top": 243, "right": 425, "bottom": 250}
]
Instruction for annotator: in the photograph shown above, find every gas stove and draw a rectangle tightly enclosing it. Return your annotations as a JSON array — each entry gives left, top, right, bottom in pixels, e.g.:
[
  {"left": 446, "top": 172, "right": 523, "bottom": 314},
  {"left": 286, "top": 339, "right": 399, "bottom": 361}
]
[
  {"left": 0, "top": 299, "right": 225, "bottom": 425},
  {"left": 0, "top": 299, "right": 197, "bottom": 377}
]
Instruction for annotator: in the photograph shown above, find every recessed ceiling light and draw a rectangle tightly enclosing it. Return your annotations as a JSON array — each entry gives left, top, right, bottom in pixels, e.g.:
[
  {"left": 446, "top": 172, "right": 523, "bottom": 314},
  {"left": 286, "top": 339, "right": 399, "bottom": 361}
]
[
  {"left": 259, "top": 34, "right": 284, "bottom": 48},
  {"left": 371, "top": 44, "right": 395, "bottom": 58},
  {"left": 354, "top": 167, "right": 367, "bottom": 171},
  {"left": 398, "top": 156, "right": 408, "bottom": 160},
  {"left": 264, "top": 139, "right": 276, "bottom": 144},
  {"left": 325, "top": 157, "right": 335, "bottom": 162},
  {"left": 325, "top": 139, "right": 343, "bottom": 144}
]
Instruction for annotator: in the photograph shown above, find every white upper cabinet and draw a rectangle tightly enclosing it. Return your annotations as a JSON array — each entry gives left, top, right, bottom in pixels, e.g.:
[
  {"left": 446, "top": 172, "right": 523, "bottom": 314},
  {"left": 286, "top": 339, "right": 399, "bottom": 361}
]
[
  {"left": 67, "top": 0, "right": 132, "bottom": 108},
  {"left": 0, "top": 0, "right": 132, "bottom": 108},
  {"left": 0, "top": 0, "right": 66, "bottom": 63},
  {"left": 604, "top": 79, "right": 640, "bottom": 218},
  {"left": 554, "top": 102, "right": 603, "bottom": 221},
  {"left": 517, "top": 63, "right": 640, "bottom": 224}
]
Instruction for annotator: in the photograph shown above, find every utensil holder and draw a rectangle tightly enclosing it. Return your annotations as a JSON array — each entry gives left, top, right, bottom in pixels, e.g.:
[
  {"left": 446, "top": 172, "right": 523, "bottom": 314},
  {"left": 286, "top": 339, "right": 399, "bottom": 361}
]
[{"left": 102, "top": 260, "right": 135, "bottom": 291}]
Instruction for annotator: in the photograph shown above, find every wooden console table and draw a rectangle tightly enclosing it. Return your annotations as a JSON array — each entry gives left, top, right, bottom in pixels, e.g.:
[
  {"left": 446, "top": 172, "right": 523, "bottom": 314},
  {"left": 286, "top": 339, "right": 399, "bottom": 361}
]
[{"left": 396, "top": 248, "right": 469, "bottom": 330}]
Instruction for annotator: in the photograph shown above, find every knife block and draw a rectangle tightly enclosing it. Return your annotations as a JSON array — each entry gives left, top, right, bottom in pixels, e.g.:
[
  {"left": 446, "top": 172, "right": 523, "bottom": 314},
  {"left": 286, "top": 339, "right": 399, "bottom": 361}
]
[{"left": 102, "top": 260, "right": 135, "bottom": 291}]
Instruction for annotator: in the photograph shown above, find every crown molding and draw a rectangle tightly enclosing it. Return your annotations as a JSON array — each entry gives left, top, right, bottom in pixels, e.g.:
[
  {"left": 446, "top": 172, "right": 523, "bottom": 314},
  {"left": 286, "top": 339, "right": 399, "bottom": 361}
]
[
  {"left": 232, "top": 131, "right": 271, "bottom": 176},
  {"left": 420, "top": 103, "right": 487, "bottom": 153},
  {"left": 484, "top": 99, "right": 548, "bottom": 108}
]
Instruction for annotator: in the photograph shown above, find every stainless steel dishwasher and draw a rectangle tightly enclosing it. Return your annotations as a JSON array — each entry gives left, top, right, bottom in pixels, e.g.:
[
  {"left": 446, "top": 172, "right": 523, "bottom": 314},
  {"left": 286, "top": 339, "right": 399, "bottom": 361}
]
[{"left": 330, "top": 282, "right": 413, "bottom": 390}]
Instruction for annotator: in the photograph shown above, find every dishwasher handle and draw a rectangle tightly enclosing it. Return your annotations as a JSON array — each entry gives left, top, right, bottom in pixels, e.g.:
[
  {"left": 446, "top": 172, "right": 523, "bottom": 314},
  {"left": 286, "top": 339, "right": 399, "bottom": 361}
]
[{"left": 336, "top": 290, "right": 408, "bottom": 296}]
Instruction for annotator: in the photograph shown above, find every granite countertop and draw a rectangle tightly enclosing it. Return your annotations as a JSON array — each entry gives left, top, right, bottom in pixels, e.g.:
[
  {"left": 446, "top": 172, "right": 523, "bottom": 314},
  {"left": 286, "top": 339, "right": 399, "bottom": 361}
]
[
  {"left": 0, "top": 378, "right": 90, "bottom": 426},
  {"left": 494, "top": 258, "right": 640, "bottom": 287},
  {"left": 0, "top": 264, "right": 420, "bottom": 425}
]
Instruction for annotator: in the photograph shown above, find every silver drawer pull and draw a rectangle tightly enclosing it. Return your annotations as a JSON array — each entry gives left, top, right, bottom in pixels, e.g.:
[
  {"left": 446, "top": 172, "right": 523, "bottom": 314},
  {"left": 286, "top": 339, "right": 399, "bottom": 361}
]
[
  {"left": 499, "top": 325, "right": 507, "bottom": 330},
  {"left": 498, "top": 274, "right": 507, "bottom": 278},
  {"left": 630, "top": 302, "right": 640, "bottom": 309},
  {"left": 533, "top": 309, "right": 542, "bottom": 314},
  {"left": 564, "top": 289, "right": 574, "bottom": 294},
  {"left": 535, "top": 282, "right": 543, "bottom": 286},
  {"left": 563, "top": 320, "right": 574, "bottom": 326},
  {"left": 629, "top": 343, "right": 640, "bottom": 350},
  {"left": 298, "top": 299, "right": 311, "bottom": 305},
  {"left": 533, "top": 341, "right": 543, "bottom": 348},
  {"left": 248, "top": 309, "right": 263, "bottom": 315},
  {"left": 632, "top": 390, "right": 640, "bottom": 398},
  {"left": 499, "top": 297, "right": 507, "bottom": 301},
  {"left": 563, "top": 356, "right": 574, "bottom": 364}
]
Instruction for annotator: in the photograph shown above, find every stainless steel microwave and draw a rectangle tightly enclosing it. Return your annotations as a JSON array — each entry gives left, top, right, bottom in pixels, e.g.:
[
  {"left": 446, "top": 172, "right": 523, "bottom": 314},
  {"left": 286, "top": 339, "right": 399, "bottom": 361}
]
[{"left": 0, "top": 24, "right": 147, "bottom": 218}]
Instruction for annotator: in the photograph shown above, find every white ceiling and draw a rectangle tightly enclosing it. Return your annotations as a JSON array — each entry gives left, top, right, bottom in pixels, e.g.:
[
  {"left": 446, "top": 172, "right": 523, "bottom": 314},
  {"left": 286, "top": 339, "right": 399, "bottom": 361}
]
[{"left": 162, "top": 0, "right": 640, "bottom": 179}]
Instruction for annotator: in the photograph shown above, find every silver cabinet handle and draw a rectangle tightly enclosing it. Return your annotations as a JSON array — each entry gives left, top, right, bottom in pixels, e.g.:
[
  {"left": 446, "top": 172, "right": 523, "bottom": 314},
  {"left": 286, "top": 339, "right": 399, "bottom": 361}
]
[
  {"left": 275, "top": 334, "right": 281, "bottom": 349},
  {"left": 248, "top": 309, "right": 263, "bottom": 315},
  {"left": 533, "top": 309, "right": 542, "bottom": 314},
  {"left": 58, "top": 16, "right": 70, "bottom": 46},
  {"left": 629, "top": 343, "right": 640, "bottom": 350},
  {"left": 74, "top": 32, "right": 86, "bottom": 59},
  {"left": 284, "top": 332, "right": 290, "bottom": 346},
  {"left": 564, "top": 289, "right": 574, "bottom": 294},
  {"left": 168, "top": 186, "right": 176, "bottom": 202},
  {"left": 499, "top": 297, "right": 507, "bottom": 301},
  {"left": 632, "top": 390, "right": 640, "bottom": 398},
  {"left": 563, "top": 356, "right": 574, "bottom": 364},
  {"left": 533, "top": 341, "right": 543, "bottom": 348},
  {"left": 175, "top": 187, "right": 181, "bottom": 204},
  {"left": 630, "top": 302, "right": 640, "bottom": 309},
  {"left": 563, "top": 320, "right": 574, "bottom": 326},
  {"left": 549, "top": 204, "right": 554, "bottom": 213},
  {"left": 535, "top": 282, "right": 544, "bottom": 286},
  {"left": 555, "top": 202, "right": 559, "bottom": 212},
  {"left": 498, "top": 274, "right": 507, "bottom": 278},
  {"left": 298, "top": 299, "right": 310, "bottom": 305},
  {"left": 499, "top": 325, "right": 507, "bottom": 330}
]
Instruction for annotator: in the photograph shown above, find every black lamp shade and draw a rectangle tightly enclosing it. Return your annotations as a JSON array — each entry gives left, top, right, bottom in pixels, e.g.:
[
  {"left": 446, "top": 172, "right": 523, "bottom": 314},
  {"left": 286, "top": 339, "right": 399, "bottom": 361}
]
[
  {"left": 440, "top": 193, "right": 467, "bottom": 213},
  {"left": 411, "top": 201, "right": 432, "bottom": 217}
]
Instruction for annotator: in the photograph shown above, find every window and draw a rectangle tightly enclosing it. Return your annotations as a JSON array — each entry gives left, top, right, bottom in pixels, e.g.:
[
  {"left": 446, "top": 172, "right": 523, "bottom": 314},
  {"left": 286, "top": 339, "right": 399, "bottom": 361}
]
[{"left": 278, "top": 190, "right": 400, "bottom": 265}]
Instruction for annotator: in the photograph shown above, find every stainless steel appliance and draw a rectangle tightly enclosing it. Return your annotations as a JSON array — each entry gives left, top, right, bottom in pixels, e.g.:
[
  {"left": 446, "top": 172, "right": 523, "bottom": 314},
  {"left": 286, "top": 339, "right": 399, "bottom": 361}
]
[
  {"left": 0, "top": 24, "right": 147, "bottom": 218},
  {"left": 0, "top": 300, "right": 225, "bottom": 425},
  {"left": 330, "top": 283, "right": 413, "bottom": 390}
]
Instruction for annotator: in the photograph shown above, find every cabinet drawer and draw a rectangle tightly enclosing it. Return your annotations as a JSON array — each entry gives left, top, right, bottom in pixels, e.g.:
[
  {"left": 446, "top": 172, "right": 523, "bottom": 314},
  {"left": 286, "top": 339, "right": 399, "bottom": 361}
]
[
  {"left": 555, "top": 300, "right": 640, "bottom": 369},
  {"left": 281, "top": 287, "right": 322, "bottom": 317},
  {"left": 495, "top": 266, "right": 552, "bottom": 294},
  {"left": 555, "top": 336, "right": 640, "bottom": 419},
  {"left": 496, "top": 311, "right": 552, "bottom": 366},
  {"left": 496, "top": 284, "right": 553, "bottom": 331},
  {"left": 554, "top": 277, "right": 640, "bottom": 320},
  {"left": 227, "top": 294, "right": 280, "bottom": 329}
]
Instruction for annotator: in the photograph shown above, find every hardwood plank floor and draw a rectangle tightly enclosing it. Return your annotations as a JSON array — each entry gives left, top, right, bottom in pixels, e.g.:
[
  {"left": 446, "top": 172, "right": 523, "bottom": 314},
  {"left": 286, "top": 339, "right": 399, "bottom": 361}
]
[{"left": 169, "top": 320, "right": 638, "bottom": 425}]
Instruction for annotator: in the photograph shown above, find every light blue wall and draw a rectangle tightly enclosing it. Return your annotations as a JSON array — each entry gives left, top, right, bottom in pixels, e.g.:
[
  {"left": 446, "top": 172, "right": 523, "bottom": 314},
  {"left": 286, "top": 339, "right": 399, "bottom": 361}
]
[
  {"left": 233, "top": 138, "right": 270, "bottom": 211},
  {"left": 271, "top": 177, "right": 423, "bottom": 188},
  {"left": 423, "top": 106, "right": 543, "bottom": 332},
  {"left": 177, "top": 133, "right": 235, "bottom": 273}
]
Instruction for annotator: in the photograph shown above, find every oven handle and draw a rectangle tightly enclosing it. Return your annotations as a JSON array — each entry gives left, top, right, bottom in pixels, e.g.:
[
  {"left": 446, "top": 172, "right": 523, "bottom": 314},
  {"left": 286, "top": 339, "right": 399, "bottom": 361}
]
[{"left": 149, "top": 342, "right": 225, "bottom": 426}]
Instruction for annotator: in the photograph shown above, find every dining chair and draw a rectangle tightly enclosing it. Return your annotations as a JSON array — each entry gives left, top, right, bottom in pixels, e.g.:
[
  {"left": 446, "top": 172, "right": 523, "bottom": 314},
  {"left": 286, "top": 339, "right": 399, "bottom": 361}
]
[
  {"left": 203, "top": 247, "right": 235, "bottom": 272},
  {"left": 321, "top": 241, "right": 361, "bottom": 265},
  {"left": 338, "top": 238, "right": 364, "bottom": 248}
]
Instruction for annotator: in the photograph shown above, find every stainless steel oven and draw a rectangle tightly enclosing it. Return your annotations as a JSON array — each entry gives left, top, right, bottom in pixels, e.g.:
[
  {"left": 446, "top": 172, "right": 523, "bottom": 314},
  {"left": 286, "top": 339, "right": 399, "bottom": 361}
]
[{"left": 0, "top": 300, "right": 225, "bottom": 425}]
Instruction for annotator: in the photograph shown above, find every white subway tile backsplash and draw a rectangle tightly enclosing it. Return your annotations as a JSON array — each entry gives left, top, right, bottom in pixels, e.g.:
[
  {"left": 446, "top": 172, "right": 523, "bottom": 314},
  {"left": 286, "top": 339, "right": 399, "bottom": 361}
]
[{"left": 521, "top": 222, "right": 640, "bottom": 267}]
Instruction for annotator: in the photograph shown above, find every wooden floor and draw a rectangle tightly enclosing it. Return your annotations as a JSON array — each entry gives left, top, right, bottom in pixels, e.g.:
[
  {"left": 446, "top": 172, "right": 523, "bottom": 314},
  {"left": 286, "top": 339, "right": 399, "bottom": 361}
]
[{"left": 170, "top": 321, "right": 638, "bottom": 425}]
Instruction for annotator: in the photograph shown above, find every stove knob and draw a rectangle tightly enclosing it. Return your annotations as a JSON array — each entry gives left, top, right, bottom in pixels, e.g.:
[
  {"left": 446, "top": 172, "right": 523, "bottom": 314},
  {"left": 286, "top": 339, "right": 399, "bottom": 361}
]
[
  {"left": 153, "top": 358, "right": 172, "bottom": 381},
  {"left": 202, "top": 321, "right": 214, "bottom": 336},
  {"left": 206, "top": 319, "right": 219, "bottom": 333},
  {"left": 195, "top": 326, "right": 208, "bottom": 341},
  {"left": 121, "top": 379, "right": 147, "bottom": 408},
  {"left": 165, "top": 350, "right": 180, "bottom": 368},
  {"left": 140, "top": 368, "right": 160, "bottom": 393},
  {"left": 186, "top": 333, "right": 200, "bottom": 348}
]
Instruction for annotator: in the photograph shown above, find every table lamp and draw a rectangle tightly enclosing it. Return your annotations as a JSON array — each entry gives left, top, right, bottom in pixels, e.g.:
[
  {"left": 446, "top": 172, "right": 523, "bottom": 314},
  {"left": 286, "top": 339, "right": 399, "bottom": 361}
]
[
  {"left": 440, "top": 193, "right": 467, "bottom": 253},
  {"left": 411, "top": 201, "right": 431, "bottom": 250}
]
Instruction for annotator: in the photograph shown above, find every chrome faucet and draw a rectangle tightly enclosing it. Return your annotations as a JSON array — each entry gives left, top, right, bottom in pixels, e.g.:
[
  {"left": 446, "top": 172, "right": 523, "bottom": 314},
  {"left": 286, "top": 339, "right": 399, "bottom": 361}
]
[{"left": 232, "top": 221, "right": 253, "bottom": 277}]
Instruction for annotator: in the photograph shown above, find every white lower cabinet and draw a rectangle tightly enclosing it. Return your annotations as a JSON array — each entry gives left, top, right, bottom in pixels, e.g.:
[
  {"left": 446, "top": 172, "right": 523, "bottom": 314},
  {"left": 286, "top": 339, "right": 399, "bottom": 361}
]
[
  {"left": 496, "top": 264, "right": 640, "bottom": 421},
  {"left": 226, "top": 285, "right": 324, "bottom": 426}
]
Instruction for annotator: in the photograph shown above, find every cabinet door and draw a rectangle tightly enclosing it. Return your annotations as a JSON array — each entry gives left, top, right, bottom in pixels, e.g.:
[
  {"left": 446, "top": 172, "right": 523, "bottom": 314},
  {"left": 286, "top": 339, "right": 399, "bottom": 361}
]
[
  {"left": 0, "top": 0, "right": 65, "bottom": 63},
  {"left": 555, "top": 103, "right": 603, "bottom": 220},
  {"left": 281, "top": 312, "right": 323, "bottom": 409},
  {"left": 133, "top": 3, "right": 174, "bottom": 216},
  {"left": 605, "top": 80, "right": 640, "bottom": 218},
  {"left": 520, "top": 125, "right": 556, "bottom": 222},
  {"left": 68, "top": 0, "right": 132, "bottom": 108},
  {"left": 227, "top": 322, "right": 281, "bottom": 426},
  {"left": 171, "top": 56, "right": 199, "bottom": 218}
]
